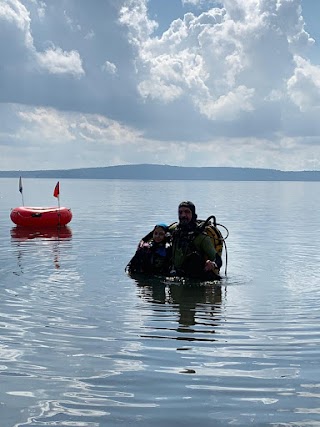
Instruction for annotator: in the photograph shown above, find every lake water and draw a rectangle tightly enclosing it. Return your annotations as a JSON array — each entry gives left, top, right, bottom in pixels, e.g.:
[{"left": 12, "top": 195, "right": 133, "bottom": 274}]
[{"left": 1, "top": 178, "right": 320, "bottom": 427}]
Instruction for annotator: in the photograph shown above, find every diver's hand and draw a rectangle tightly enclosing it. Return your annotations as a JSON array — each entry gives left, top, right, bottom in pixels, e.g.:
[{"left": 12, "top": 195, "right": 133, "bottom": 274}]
[
  {"left": 138, "top": 240, "right": 145, "bottom": 248},
  {"left": 204, "top": 260, "right": 218, "bottom": 271},
  {"left": 138, "top": 240, "right": 151, "bottom": 249}
]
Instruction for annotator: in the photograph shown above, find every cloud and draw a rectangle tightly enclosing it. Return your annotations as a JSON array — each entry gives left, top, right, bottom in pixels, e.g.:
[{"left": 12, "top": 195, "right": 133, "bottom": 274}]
[
  {"left": 1, "top": 0, "right": 320, "bottom": 171},
  {"left": 195, "top": 85, "right": 255, "bottom": 120},
  {"left": 16, "top": 106, "right": 142, "bottom": 145},
  {"left": 0, "top": 0, "right": 84, "bottom": 76},
  {"left": 287, "top": 56, "right": 320, "bottom": 111},
  {"left": 0, "top": 0, "right": 34, "bottom": 60},
  {"left": 102, "top": 60, "right": 118, "bottom": 75},
  {"left": 120, "top": 0, "right": 316, "bottom": 123},
  {"left": 36, "top": 46, "right": 84, "bottom": 76}
]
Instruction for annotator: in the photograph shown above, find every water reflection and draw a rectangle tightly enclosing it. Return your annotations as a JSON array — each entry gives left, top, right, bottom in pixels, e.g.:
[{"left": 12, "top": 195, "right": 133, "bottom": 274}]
[
  {"left": 10, "top": 226, "right": 72, "bottom": 271},
  {"left": 132, "top": 275, "right": 224, "bottom": 343},
  {"left": 10, "top": 226, "right": 72, "bottom": 241}
]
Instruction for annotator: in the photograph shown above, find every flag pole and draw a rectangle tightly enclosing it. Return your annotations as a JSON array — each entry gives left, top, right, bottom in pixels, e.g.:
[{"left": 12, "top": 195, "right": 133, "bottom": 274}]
[
  {"left": 57, "top": 193, "right": 61, "bottom": 227},
  {"left": 19, "top": 176, "right": 24, "bottom": 206}
]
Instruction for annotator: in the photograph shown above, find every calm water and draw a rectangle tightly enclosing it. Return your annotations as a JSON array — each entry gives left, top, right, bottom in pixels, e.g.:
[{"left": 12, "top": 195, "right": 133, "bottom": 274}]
[{"left": 0, "top": 178, "right": 320, "bottom": 427}]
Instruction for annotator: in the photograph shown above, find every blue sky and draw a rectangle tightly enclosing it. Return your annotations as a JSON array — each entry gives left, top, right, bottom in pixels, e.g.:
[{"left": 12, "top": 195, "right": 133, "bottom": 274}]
[{"left": 1, "top": 0, "right": 320, "bottom": 171}]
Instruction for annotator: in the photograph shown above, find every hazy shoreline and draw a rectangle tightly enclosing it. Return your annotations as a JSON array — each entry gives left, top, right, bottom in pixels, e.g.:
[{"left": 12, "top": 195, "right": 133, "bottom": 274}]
[{"left": 1, "top": 164, "right": 320, "bottom": 181}]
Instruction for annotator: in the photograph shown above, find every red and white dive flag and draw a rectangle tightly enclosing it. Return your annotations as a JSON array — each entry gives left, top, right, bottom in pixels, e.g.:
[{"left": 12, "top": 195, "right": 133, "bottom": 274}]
[{"left": 53, "top": 181, "right": 60, "bottom": 198}]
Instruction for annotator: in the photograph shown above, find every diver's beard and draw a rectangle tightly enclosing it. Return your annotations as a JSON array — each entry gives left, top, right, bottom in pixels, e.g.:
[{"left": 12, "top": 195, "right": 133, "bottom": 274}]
[
  {"left": 179, "top": 219, "right": 196, "bottom": 231},
  {"left": 179, "top": 217, "right": 188, "bottom": 224}
]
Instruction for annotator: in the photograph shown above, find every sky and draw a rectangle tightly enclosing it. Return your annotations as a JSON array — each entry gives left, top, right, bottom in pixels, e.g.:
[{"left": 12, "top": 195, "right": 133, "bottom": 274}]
[{"left": 1, "top": 0, "right": 320, "bottom": 171}]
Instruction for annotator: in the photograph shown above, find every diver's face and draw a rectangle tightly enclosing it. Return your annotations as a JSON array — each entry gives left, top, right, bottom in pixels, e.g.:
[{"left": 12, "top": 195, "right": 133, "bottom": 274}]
[
  {"left": 178, "top": 207, "right": 193, "bottom": 225},
  {"left": 153, "top": 227, "right": 166, "bottom": 243}
]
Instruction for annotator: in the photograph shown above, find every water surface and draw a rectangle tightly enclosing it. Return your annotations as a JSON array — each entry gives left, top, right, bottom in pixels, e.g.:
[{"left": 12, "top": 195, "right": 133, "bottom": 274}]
[{"left": 0, "top": 178, "right": 320, "bottom": 426}]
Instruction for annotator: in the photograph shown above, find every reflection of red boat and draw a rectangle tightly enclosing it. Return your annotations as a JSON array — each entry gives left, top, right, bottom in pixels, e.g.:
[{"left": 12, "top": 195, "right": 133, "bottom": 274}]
[
  {"left": 10, "top": 206, "right": 72, "bottom": 227},
  {"left": 11, "top": 226, "right": 72, "bottom": 241}
]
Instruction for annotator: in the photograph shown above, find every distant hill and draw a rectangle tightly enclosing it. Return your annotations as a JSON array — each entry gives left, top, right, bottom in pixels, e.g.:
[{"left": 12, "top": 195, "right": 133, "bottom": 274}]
[{"left": 0, "top": 164, "right": 320, "bottom": 181}]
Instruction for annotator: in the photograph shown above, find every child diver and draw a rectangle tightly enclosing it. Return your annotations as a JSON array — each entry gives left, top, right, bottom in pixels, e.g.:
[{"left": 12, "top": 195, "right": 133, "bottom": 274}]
[{"left": 126, "top": 223, "right": 171, "bottom": 276}]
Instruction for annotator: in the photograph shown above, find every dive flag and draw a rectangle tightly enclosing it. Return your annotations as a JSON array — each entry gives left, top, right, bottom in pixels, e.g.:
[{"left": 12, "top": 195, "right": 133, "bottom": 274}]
[
  {"left": 19, "top": 176, "right": 23, "bottom": 193},
  {"left": 53, "top": 181, "right": 60, "bottom": 198}
]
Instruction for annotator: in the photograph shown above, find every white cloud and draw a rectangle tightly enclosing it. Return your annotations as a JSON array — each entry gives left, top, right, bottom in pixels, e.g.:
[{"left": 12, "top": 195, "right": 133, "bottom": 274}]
[
  {"left": 35, "top": 0, "right": 46, "bottom": 21},
  {"left": 0, "top": 0, "right": 84, "bottom": 77},
  {"left": 102, "top": 60, "right": 117, "bottom": 75},
  {"left": 84, "top": 29, "right": 95, "bottom": 40},
  {"left": 17, "top": 107, "right": 76, "bottom": 142},
  {"left": 17, "top": 106, "right": 141, "bottom": 145},
  {"left": 119, "top": 0, "right": 158, "bottom": 43},
  {"left": 287, "top": 55, "right": 320, "bottom": 111},
  {"left": 119, "top": 0, "right": 315, "bottom": 122},
  {"left": 181, "top": 0, "right": 218, "bottom": 6},
  {"left": 63, "top": 9, "right": 81, "bottom": 32},
  {"left": 195, "top": 85, "right": 255, "bottom": 120},
  {"left": 36, "top": 46, "right": 85, "bottom": 76},
  {"left": 0, "top": 0, "right": 34, "bottom": 49}
]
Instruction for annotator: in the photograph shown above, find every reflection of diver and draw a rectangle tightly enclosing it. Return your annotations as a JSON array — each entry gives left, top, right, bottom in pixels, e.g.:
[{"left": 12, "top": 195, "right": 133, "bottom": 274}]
[
  {"left": 133, "top": 273, "right": 223, "bottom": 328},
  {"left": 10, "top": 226, "right": 72, "bottom": 271},
  {"left": 169, "top": 283, "right": 222, "bottom": 327}
]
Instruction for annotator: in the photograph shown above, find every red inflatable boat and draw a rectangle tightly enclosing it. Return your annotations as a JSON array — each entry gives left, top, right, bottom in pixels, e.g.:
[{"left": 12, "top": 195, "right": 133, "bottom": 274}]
[{"left": 10, "top": 206, "right": 72, "bottom": 227}]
